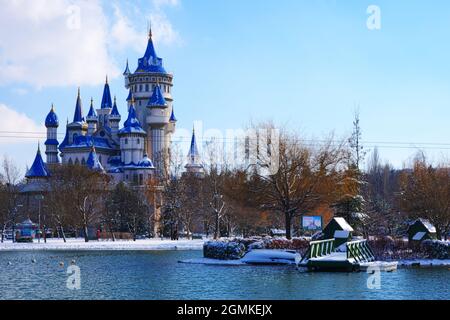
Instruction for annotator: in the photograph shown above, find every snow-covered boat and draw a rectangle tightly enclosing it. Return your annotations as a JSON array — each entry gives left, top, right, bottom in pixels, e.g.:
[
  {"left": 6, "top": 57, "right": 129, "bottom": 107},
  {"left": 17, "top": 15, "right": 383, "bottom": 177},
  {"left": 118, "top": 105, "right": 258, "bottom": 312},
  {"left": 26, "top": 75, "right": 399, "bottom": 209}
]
[{"left": 241, "top": 249, "right": 300, "bottom": 265}]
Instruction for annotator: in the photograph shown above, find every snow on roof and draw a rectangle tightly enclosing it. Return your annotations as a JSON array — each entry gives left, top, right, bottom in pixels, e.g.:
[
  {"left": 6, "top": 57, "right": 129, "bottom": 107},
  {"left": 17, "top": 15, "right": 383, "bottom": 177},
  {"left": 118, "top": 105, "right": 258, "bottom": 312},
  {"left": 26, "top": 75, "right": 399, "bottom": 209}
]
[
  {"left": 417, "top": 218, "right": 437, "bottom": 233},
  {"left": 413, "top": 231, "right": 426, "bottom": 241},
  {"left": 334, "top": 230, "right": 350, "bottom": 239},
  {"left": 333, "top": 217, "right": 354, "bottom": 232}
]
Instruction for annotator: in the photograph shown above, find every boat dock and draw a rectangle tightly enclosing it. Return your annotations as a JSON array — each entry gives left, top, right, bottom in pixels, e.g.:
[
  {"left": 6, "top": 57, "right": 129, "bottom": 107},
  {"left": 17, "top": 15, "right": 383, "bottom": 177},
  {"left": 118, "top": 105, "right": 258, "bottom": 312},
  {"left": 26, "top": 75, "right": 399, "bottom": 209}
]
[{"left": 298, "top": 238, "right": 397, "bottom": 272}]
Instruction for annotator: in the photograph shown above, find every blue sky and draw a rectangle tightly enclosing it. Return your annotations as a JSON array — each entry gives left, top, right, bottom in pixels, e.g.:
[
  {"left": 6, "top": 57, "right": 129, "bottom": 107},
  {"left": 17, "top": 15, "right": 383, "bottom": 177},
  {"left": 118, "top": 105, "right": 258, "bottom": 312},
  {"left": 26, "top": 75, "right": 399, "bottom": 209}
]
[{"left": 1, "top": 0, "right": 450, "bottom": 174}]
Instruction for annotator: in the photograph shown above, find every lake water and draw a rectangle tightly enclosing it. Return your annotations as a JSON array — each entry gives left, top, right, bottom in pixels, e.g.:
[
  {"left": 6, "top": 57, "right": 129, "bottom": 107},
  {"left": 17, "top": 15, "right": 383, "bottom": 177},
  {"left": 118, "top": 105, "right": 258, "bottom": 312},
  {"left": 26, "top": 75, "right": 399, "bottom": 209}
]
[{"left": 0, "top": 250, "right": 448, "bottom": 300}]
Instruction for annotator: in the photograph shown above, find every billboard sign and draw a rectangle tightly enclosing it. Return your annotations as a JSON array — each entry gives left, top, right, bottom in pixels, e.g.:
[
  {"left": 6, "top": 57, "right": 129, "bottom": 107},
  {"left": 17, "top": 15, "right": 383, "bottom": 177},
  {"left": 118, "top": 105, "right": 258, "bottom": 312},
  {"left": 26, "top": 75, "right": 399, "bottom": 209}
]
[{"left": 302, "top": 216, "right": 322, "bottom": 231}]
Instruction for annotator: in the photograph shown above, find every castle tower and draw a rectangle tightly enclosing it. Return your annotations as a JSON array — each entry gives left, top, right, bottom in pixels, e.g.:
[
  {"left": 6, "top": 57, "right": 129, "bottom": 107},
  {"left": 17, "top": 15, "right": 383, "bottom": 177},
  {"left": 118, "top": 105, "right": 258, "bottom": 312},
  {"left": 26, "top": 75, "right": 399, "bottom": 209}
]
[
  {"left": 67, "top": 88, "right": 88, "bottom": 144},
  {"left": 147, "top": 84, "right": 169, "bottom": 175},
  {"left": 44, "top": 104, "right": 59, "bottom": 164},
  {"left": 109, "top": 96, "right": 121, "bottom": 141},
  {"left": 97, "top": 76, "right": 113, "bottom": 129},
  {"left": 123, "top": 28, "right": 174, "bottom": 175},
  {"left": 118, "top": 98, "right": 147, "bottom": 165},
  {"left": 86, "top": 98, "right": 98, "bottom": 135},
  {"left": 185, "top": 127, "right": 204, "bottom": 176}
]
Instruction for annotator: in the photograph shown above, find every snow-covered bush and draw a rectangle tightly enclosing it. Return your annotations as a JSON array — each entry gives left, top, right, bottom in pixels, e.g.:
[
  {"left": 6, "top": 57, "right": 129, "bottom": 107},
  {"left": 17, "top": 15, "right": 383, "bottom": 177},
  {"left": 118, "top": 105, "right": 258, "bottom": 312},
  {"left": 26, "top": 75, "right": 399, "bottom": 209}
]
[
  {"left": 421, "top": 240, "right": 449, "bottom": 259},
  {"left": 203, "top": 241, "right": 246, "bottom": 260},
  {"left": 203, "top": 237, "right": 309, "bottom": 260}
]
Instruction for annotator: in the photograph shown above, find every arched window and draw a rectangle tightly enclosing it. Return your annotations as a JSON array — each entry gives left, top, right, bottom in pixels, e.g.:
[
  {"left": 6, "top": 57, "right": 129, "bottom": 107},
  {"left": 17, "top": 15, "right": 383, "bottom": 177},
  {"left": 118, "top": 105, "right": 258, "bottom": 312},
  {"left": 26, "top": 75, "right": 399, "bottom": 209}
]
[
  {"left": 68, "top": 158, "right": 73, "bottom": 165},
  {"left": 81, "top": 158, "right": 86, "bottom": 165},
  {"left": 75, "top": 158, "right": 79, "bottom": 165}
]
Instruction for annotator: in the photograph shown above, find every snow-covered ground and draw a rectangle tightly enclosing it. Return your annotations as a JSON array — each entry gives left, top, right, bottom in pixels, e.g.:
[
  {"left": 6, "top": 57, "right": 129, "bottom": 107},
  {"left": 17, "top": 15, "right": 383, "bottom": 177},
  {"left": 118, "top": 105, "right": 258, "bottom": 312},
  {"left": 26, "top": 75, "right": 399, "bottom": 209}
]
[{"left": 0, "top": 238, "right": 205, "bottom": 251}]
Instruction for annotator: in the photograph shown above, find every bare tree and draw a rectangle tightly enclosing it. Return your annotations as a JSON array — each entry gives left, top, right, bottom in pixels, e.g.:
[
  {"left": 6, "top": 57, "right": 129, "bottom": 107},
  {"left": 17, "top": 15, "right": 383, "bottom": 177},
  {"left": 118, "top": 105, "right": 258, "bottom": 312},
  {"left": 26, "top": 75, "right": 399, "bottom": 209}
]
[
  {"left": 49, "top": 165, "right": 109, "bottom": 242},
  {"left": 399, "top": 157, "right": 450, "bottom": 240},
  {"left": 249, "top": 125, "right": 346, "bottom": 239},
  {"left": 0, "top": 156, "right": 22, "bottom": 242}
]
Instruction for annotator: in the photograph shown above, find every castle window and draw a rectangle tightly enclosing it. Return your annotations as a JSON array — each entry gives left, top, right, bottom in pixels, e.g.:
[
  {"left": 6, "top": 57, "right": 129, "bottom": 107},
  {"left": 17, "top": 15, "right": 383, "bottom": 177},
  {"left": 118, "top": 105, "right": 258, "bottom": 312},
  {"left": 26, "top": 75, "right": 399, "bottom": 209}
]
[
  {"left": 145, "top": 84, "right": 149, "bottom": 91},
  {"left": 125, "top": 138, "right": 128, "bottom": 145},
  {"left": 81, "top": 158, "right": 86, "bottom": 165},
  {"left": 75, "top": 158, "right": 79, "bottom": 165},
  {"left": 139, "top": 84, "right": 143, "bottom": 92},
  {"left": 139, "top": 174, "right": 144, "bottom": 185},
  {"left": 137, "top": 139, "right": 140, "bottom": 144},
  {"left": 68, "top": 158, "right": 73, "bottom": 165}
]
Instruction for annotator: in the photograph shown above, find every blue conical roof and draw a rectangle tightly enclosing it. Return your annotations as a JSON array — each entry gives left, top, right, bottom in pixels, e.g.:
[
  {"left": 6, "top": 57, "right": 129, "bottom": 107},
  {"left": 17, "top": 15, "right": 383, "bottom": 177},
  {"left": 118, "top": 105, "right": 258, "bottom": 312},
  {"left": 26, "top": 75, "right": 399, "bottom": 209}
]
[
  {"left": 188, "top": 128, "right": 200, "bottom": 162},
  {"left": 138, "top": 154, "right": 155, "bottom": 169},
  {"left": 86, "top": 147, "right": 105, "bottom": 172},
  {"left": 73, "top": 88, "right": 84, "bottom": 123},
  {"left": 169, "top": 107, "right": 177, "bottom": 122},
  {"left": 59, "top": 119, "right": 69, "bottom": 150},
  {"left": 110, "top": 96, "right": 121, "bottom": 118},
  {"left": 86, "top": 98, "right": 97, "bottom": 120},
  {"left": 135, "top": 31, "right": 167, "bottom": 74},
  {"left": 100, "top": 76, "right": 112, "bottom": 109},
  {"left": 147, "top": 84, "right": 167, "bottom": 107},
  {"left": 126, "top": 89, "right": 133, "bottom": 101},
  {"left": 118, "top": 99, "right": 146, "bottom": 135},
  {"left": 45, "top": 104, "right": 59, "bottom": 127},
  {"left": 26, "top": 145, "right": 50, "bottom": 178},
  {"left": 123, "top": 59, "right": 131, "bottom": 75}
]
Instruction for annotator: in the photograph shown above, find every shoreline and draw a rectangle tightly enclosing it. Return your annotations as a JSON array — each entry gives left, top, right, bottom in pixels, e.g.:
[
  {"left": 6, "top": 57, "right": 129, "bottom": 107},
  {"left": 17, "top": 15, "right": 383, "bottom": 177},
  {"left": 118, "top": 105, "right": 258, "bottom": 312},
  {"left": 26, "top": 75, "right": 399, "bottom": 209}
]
[{"left": 0, "top": 238, "right": 205, "bottom": 251}]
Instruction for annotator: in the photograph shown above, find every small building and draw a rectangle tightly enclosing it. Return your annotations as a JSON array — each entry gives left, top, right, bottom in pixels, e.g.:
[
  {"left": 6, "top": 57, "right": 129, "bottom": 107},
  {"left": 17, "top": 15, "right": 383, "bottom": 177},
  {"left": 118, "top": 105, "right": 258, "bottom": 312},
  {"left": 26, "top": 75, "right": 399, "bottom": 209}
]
[
  {"left": 407, "top": 218, "right": 437, "bottom": 242},
  {"left": 15, "top": 218, "right": 38, "bottom": 243},
  {"left": 323, "top": 217, "right": 354, "bottom": 248}
]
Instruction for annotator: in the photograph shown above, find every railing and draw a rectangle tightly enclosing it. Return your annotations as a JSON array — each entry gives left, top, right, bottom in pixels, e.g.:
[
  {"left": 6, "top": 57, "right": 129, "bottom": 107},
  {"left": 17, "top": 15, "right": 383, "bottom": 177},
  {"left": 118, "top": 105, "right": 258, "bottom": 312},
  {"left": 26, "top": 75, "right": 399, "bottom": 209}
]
[
  {"left": 346, "top": 240, "right": 375, "bottom": 263},
  {"left": 307, "top": 238, "right": 335, "bottom": 259}
]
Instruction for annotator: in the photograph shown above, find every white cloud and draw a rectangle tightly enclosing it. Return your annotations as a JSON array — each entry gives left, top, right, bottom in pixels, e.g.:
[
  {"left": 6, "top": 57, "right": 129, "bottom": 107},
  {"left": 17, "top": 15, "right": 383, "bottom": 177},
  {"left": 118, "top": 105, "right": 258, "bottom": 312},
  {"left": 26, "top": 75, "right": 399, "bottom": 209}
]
[
  {"left": 0, "top": 0, "right": 119, "bottom": 88},
  {"left": 0, "top": 0, "right": 181, "bottom": 88},
  {"left": 0, "top": 103, "right": 46, "bottom": 145},
  {"left": 110, "top": 1, "right": 181, "bottom": 54}
]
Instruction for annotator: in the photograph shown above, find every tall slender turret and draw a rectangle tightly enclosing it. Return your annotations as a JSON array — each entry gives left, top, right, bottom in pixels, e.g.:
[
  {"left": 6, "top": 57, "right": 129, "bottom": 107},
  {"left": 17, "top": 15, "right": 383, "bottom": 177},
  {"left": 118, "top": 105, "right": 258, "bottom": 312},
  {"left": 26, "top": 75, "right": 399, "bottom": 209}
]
[
  {"left": 97, "top": 76, "right": 113, "bottom": 129},
  {"left": 86, "top": 98, "right": 98, "bottom": 135},
  {"left": 44, "top": 104, "right": 59, "bottom": 164},
  {"left": 185, "top": 127, "right": 204, "bottom": 176},
  {"left": 147, "top": 84, "right": 170, "bottom": 174},
  {"left": 67, "top": 88, "right": 87, "bottom": 144},
  {"left": 109, "top": 96, "right": 121, "bottom": 141}
]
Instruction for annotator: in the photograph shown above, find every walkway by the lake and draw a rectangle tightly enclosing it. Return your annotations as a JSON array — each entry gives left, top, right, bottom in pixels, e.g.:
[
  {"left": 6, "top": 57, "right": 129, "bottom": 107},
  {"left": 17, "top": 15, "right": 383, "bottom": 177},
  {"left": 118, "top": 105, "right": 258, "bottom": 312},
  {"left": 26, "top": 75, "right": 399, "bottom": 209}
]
[{"left": 0, "top": 238, "right": 205, "bottom": 251}]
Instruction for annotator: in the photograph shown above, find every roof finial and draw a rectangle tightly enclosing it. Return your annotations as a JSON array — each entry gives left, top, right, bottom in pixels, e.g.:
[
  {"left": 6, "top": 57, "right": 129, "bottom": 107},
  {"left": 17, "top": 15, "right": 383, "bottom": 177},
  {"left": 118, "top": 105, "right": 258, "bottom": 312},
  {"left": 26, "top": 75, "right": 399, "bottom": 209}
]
[
  {"left": 77, "top": 87, "right": 81, "bottom": 97},
  {"left": 37, "top": 141, "right": 41, "bottom": 153},
  {"left": 148, "top": 20, "right": 152, "bottom": 39},
  {"left": 51, "top": 103, "right": 54, "bottom": 112},
  {"left": 114, "top": 95, "right": 117, "bottom": 104},
  {"left": 105, "top": 75, "right": 108, "bottom": 84}
]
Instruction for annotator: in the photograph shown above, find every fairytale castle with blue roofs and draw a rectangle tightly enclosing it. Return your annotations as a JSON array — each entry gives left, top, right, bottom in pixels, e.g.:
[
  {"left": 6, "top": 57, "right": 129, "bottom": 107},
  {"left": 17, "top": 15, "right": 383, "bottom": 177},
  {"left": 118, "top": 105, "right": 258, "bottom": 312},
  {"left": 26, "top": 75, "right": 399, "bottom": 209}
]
[{"left": 24, "top": 29, "right": 204, "bottom": 187}]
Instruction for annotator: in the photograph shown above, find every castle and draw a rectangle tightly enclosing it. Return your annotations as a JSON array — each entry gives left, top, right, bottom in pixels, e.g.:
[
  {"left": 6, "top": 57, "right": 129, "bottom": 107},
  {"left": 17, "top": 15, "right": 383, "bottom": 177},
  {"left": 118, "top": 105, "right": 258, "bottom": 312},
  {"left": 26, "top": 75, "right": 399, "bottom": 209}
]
[{"left": 24, "top": 29, "right": 204, "bottom": 187}]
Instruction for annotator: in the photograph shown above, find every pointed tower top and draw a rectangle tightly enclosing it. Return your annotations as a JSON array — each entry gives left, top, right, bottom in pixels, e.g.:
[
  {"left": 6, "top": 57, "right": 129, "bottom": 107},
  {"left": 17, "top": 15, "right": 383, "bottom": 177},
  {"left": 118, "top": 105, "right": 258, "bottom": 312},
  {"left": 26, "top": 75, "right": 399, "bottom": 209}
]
[
  {"left": 110, "top": 95, "right": 121, "bottom": 118},
  {"left": 147, "top": 83, "right": 167, "bottom": 108},
  {"left": 87, "top": 97, "right": 97, "bottom": 119},
  {"left": 100, "top": 77, "right": 112, "bottom": 109},
  {"left": 119, "top": 102, "right": 145, "bottom": 135},
  {"left": 26, "top": 144, "right": 50, "bottom": 178},
  {"left": 73, "top": 89, "right": 84, "bottom": 123}
]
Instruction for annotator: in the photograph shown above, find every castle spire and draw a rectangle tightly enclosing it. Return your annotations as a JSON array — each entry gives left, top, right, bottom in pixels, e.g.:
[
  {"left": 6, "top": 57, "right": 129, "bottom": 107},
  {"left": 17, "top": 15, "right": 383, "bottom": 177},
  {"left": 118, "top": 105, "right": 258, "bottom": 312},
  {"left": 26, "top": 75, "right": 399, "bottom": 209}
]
[{"left": 100, "top": 75, "right": 112, "bottom": 109}]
